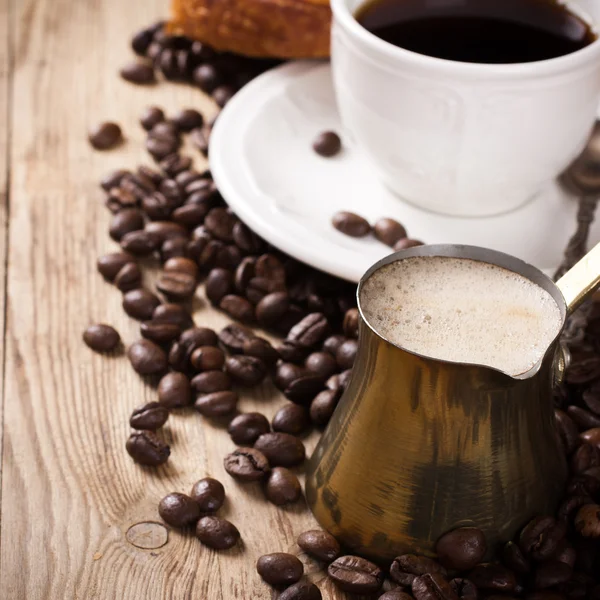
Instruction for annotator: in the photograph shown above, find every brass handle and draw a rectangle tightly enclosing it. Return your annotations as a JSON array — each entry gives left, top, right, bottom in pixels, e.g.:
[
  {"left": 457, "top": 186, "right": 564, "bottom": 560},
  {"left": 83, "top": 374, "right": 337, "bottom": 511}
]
[{"left": 556, "top": 241, "right": 600, "bottom": 314}]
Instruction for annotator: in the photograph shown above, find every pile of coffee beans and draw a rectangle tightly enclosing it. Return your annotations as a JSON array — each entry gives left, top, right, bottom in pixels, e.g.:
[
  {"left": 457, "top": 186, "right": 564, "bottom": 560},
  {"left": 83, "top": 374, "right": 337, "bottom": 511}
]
[{"left": 81, "top": 19, "right": 600, "bottom": 599}]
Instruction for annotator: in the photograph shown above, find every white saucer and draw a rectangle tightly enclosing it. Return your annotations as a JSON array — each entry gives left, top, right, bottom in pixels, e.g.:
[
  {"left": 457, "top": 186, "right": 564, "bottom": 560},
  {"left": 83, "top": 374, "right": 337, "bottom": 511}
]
[{"left": 210, "top": 61, "right": 600, "bottom": 283}]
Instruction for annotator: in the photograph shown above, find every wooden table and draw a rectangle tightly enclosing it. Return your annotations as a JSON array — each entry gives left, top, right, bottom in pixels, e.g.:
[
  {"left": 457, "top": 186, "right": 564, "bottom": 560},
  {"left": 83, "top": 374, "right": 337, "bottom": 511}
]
[{"left": 0, "top": 1, "right": 355, "bottom": 597}]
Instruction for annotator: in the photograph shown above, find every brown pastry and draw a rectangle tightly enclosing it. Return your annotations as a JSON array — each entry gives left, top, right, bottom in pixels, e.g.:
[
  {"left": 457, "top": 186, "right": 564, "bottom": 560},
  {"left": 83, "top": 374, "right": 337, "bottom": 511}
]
[{"left": 168, "top": 0, "right": 331, "bottom": 59}]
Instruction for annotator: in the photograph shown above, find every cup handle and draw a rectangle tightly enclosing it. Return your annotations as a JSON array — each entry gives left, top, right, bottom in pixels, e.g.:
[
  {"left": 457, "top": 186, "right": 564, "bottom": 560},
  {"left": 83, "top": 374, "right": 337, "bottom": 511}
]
[{"left": 556, "top": 241, "right": 600, "bottom": 314}]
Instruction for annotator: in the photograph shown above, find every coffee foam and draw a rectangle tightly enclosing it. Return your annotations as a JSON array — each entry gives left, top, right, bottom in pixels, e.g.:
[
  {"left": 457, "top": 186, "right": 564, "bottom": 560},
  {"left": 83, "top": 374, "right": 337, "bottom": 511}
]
[{"left": 360, "top": 256, "right": 563, "bottom": 376}]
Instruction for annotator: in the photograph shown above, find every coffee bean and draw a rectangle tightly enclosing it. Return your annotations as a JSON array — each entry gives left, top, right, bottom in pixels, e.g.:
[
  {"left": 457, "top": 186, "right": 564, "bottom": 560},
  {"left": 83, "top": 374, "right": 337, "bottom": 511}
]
[
  {"left": 145, "top": 221, "right": 187, "bottom": 243},
  {"left": 574, "top": 504, "right": 600, "bottom": 537},
  {"left": 436, "top": 527, "right": 487, "bottom": 571},
  {"left": 190, "top": 477, "right": 225, "bottom": 513},
  {"left": 156, "top": 271, "right": 197, "bottom": 300},
  {"left": 128, "top": 339, "right": 168, "bottom": 375},
  {"left": 257, "top": 553, "right": 304, "bottom": 588},
  {"left": 89, "top": 121, "right": 122, "bottom": 150},
  {"left": 254, "top": 432, "right": 305, "bottom": 467},
  {"left": 158, "top": 492, "right": 200, "bottom": 527},
  {"left": 163, "top": 257, "right": 198, "bottom": 279},
  {"left": 256, "top": 292, "right": 290, "bottom": 326},
  {"left": 449, "top": 578, "right": 478, "bottom": 600},
  {"left": 172, "top": 108, "right": 203, "bottom": 132},
  {"left": 159, "top": 154, "right": 192, "bottom": 178},
  {"left": 390, "top": 555, "right": 447, "bottom": 587},
  {"left": 520, "top": 516, "right": 565, "bottom": 560},
  {"left": 313, "top": 131, "right": 342, "bottom": 157},
  {"left": 412, "top": 573, "right": 458, "bottom": 600},
  {"left": 109, "top": 208, "right": 145, "bottom": 241},
  {"left": 568, "top": 406, "right": 600, "bottom": 430},
  {"left": 191, "top": 370, "right": 231, "bottom": 394},
  {"left": 97, "top": 252, "right": 135, "bottom": 282},
  {"left": 255, "top": 254, "right": 286, "bottom": 283},
  {"left": 583, "top": 386, "right": 600, "bottom": 416},
  {"left": 190, "top": 346, "right": 225, "bottom": 372},
  {"left": 123, "top": 289, "right": 161, "bottom": 320},
  {"left": 394, "top": 238, "right": 424, "bottom": 251},
  {"left": 272, "top": 403, "right": 310, "bottom": 435},
  {"left": 342, "top": 308, "right": 359, "bottom": 339},
  {"left": 213, "top": 85, "right": 235, "bottom": 107},
  {"left": 502, "top": 541, "right": 531, "bottom": 574},
  {"left": 265, "top": 467, "right": 302, "bottom": 505},
  {"left": 131, "top": 26, "right": 155, "bottom": 55},
  {"left": 571, "top": 443, "right": 600, "bottom": 473},
  {"left": 172, "top": 203, "right": 208, "bottom": 228},
  {"left": 322, "top": 334, "right": 346, "bottom": 356},
  {"left": 297, "top": 530, "right": 340, "bottom": 562},
  {"left": 137, "top": 165, "right": 163, "bottom": 187},
  {"left": 115, "top": 262, "right": 143, "bottom": 292},
  {"left": 233, "top": 221, "right": 263, "bottom": 254},
  {"left": 279, "top": 581, "right": 322, "bottom": 600},
  {"left": 179, "top": 327, "right": 218, "bottom": 353},
  {"left": 234, "top": 258, "right": 255, "bottom": 292},
  {"left": 153, "top": 303, "right": 193, "bottom": 329},
  {"left": 218, "top": 324, "right": 254, "bottom": 354},
  {"left": 554, "top": 544, "right": 576, "bottom": 569},
  {"left": 120, "top": 62, "right": 156, "bottom": 84},
  {"left": 195, "top": 391, "right": 238, "bottom": 417},
  {"left": 158, "top": 372, "right": 192, "bottom": 408},
  {"left": 126, "top": 430, "right": 170, "bottom": 466},
  {"left": 225, "top": 355, "right": 267, "bottom": 386},
  {"left": 105, "top": 187, "right": 138, "bottom": 213},
  {"left": 328, "top": 555, "right": 383, "bottom": 594},
  {"left": 275, "top": 363, "right": 307, "bottom": 390},
  {"left": 582, "top": 428, "right": 600, "bottom": 449},
  {"left": 242, "top": 337, "right": 278, "bottom": 366},
  {"left": 310, "top": 388, "right": 342, "bottom": 426},
  {"left": 556, "top": 409, "right": 580, "bottom": 454},
  {"left": 374, "top": 218, "right": 407, "bottom": 247},
  {"left": 220, "top": 295, "right": 255, "bottom": 323},
  {"left": 206, "top": 268, "right": 234, "bottom": 304},
  {"left": 224, "top": 447, "right": 270, "bottom": 481},
  {"left": 228, "top": 413, "right": 270, "bottom": 446},
  {"left": 142, "top": 191, "right": 175, "bottom": 220},
  {"left": 566, "top": 356, "right": 600, "bottom": 385},
  {"left": 120, "top": 230, "right": 160, "bottom": 255},
  {"left": 195, "top": 515, "right": 240, "bottom": 549},
  {"left": 204, "top": 207, "right": 236, "bottom": 242},
  {"left": 534, "top": 561, "right": 572, "bottom": 589},
  {"left": 379, "top": 591, "right": 414, "bottom": 600},
  {"left": 332, "top": 211, "right": 371, "bottom": 237},
  {"left": 288, "top": 313, "right": 330, "bottom": 348},
  {"left": 305, "top": 352, "right": 338, "bottom": 379},
  {"left": 247, "top": 277, "right": 286, "bottom": 305},
  {"left": 193, "top": 63, "right": 221, "bottom": 92},
  {"left": 336, "top": 339, "right": 358, "bottom": 370},
  {"left": 101, "top": 169, "right": 130, "bottom": 191},
  {"left": 140, "top": 106, "right": 165, "bottom": 131},
  {"left": 285, "top": 375, "right": 325, "bottom": 405},
  {"left": 83, "top": 324, "right": 121, "bottom": 353},
  {"left": 146, "top": 135, "right": 178, "bottom": 160},
  {"left": 130, "top": 402, "right": 169, "bottom": 430},
  {"left": 189, "top": 127, "right": 209, "bottom": 155},
  {"left": 467, "top": 564, "right": 517, "bottom": 592}
]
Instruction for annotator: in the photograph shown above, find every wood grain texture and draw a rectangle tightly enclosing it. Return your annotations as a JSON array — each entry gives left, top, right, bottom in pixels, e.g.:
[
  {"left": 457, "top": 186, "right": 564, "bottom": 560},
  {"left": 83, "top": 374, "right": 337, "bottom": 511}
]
[{"left": 0, "top": 0, "right": 358, "bottom": 598}]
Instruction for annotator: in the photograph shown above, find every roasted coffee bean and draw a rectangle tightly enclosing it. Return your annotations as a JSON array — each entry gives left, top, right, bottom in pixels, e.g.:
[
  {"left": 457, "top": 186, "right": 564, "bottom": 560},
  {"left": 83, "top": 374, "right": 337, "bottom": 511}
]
[
  {"left": 97, "top": 252, "right": 135, "bottom": 282},
  {"left": 146, "top": 135, "right": 178, "bottom": 160},
  {"left": 224, "top": 447, "right": 270, "bottom": 481},
  {"left": 556, "top": 409, "right": 580, "bottom": 454},
  {"left": 157, "top": 372, "right": 191, "bottom": 409},
  {"left": 567, "top": 473, "right": 600, "bottom": 496},
  {"left": 193, "top": 63, "right": 221, "bottom": 92},
  {"left": 520, "top": 516, "right": 565, "bottom": 560},
  {"left": 285, "top": 375, "right": 325, "bottom": 405},
  {"left": 115, "top": 262, "right": 143, "bottom": 292},
  {"left": 449, "top": 578, "right": 478, "bottom": 600},
  {"left": 574, "top": 503, "right": 600, "bottom": 537},
  {"left": 279, "top": 581, "right": 323, "bottom": 600},
  {"left": 137, "top": 165, "right": 163, "bottom": 186},
  {"left": 583, "top": 386, "right": 600, "bottom": 416},
  {"left": 265, "top": 467, "right": 302, "bottom": 505},
  {"left": 342, "top": 308, "right": 360, "bottom": 338},
  {"left": 123, "top": 173, "right": 155, "bottom": 197},
  {"left": 332, "top": 211, "right": 371, "bottom": 237},
  {"left": 213, "top": 85, "right": 235, "bottom": 107},
  {"left": 328, "top": 555, "right": 383, "bottom": 594},
  {"left": 272, "top": 403, "right": 310, "bottom": 435},
  {"left": 89, "top": 121, "right": 122, "bottom": 150},
  {"left": 242, "top": 337, "right": 279, "bottom": 366},
  {"left": 322, "top": 334, "right": 346, "bottom": 356},
  {"left": 215, "top": 244, "right": 242, "bottom": 271},
  {"left": 163, "top": 257, "right": 198, "bottom": 279},
  {"left": 305, "top": 352, "right": 338, "bottom": 379},
  {"left": 310, "top": 388, "right": 342, "bottom": 426},
  {"left": 254, "top": 432, "right": 305, "bottom": 467},
  {"left": 156, "top": 271, "right": 196, "bottom": 300},
  {"left": 126, "top": 430, "right": 170, "bottom": 466},
  {"left": 275, "top": 363, "right": 307, "bottom": 390},
  {"left": 131, "top": 26, "right": 154, "bottom": 55},
  {"left": 172, "top": 203, "right": 208, "bottom": 228},
  {"left": 218, "top": 324, "right": 254, "bottom": 354},
  {"left": 374, "top": 218, "right": 408, "bottom": 247},
  {"left": 394, "top": 238, "right": 424, "bottom": 251},
  {"left": 566, "top": 356, "right": 600, "bottom": 385},
  {"left": 180, "top": 326, "right": 219, "bottom": 350},
  {"left": 255, "top": 254, "right": 286, "bottom": 283},
  {"left": 140, "top": 106, "right": 165, "bottom": 130},
  {"left": 158, "top": 178, "right": 183, "bottom": 203},
  {"left": 101, "top": 168, "right": 129, "bottom": 191},
  {"left": 172, "top": 108, "right": 203, "bottom": 131},
  {"left": 220, "top": 294, "right": 255, "bottom": 323},
  {"left": 109, "top": 208, "right": 145, "bottom": 241},
  {"left": 120, "top": 230, "right": 160, "bottom": 255},
  {"left": 379, "top": 591, "right": 414, "bottom": 600},
  {"left": 144, "top": 222, "right": 187, "bottom": 246},
  {"left": 502, "top": 541, "right": 531, "bottom": 574},
  {"left": 390, "top": 555, "right": 447, "bottom": 587},
  {"left": 175, "top": 168, "right": 203, "bottom": 189},
  {"left": 257, "top": 553, "right": 304, "bottom": 588},
  {"left": 246, "top": 276, "right": 285, "bottom": 305},
  {"left": 555, "top": 544, "right": 576, "bottom": 569},
  {"left": 190, "top": 477, "right": 225, "bottom": 513},
  {"left": 225, "top": 355, "right": 267, "bottom": 386},
  {"left": 105, "top": 187, "right": 138, "bottom": 213},
  {"left": 83, "top": 324, "right": 121, "bottom": 353},
  {"left": 228, "top": 413, "right": 270, "bottom": 446},
  {"left": 436, "top": 527, "right": 487, "bottom": 571},
  {"left": 571, "top": 443, "right": 600, "bottom": 472},
  {"left": 152, "top": 303, "right": 193, "bottom": 329},
  {"left": 161, "top": 236, "right": 188, "bottom": 261},
  {"left": 195, "top": 516, "right": 239, "bottom": 549},
  {"left": 412, "top": 573, "right": 458, "bottom": 600},
  {"left": 190, "top": 346, "right": 225, "bottom": 372},
  {"left": 297, "top": 530, "right": 340, "bottom": 562},
  {"left": 130, "top": 402, "right": 169, "bottom": 430},
  {"left": 233, "top": 221, "right": 263, "bottom": 253},
  {"left": 185, "top": 177, "right": 213, "bottom": 196},
  {"left": 204, "top": 207, "right": 236, "bottom": 242},
  {"left": 336, "top": 339, "right": 358, "bottom": 370},
  {"left": 195, "top": 391, "right": 238, "bottom": 417},
  {"left": 313, "top": 131, "right": 342, "bottom": 157},
  {"left": 568, "top": 406, "right": 600, "bottom": 430},
  {"left": 128, "top": 339, "right": 168, "bottom": 375},
  {"left": 123, "top": 289, "right": 161, "bottom": 320},
  {"left": 206, "top": 268, "right": 234, "bottom": 304},
  {"left": 191, "top": 370, "right": 231, "bottom": 394},
  {"left": 120, "top": 61, "right": 155, "bottom": 84},
  {"left": 534, "top": 561, "right": 573, "bottom": 589},
  {"left": 288, "top": 313, "right": 330, "bottom": 348},
  {"left": 468, "top": 564, "right": 517, "bottom": 592},
  {"left": 158, "top": 492, "right": 200, "bottom": 528},
  {"left": 159, "top": 154, "right": 192, "bottom": 178},
  {"left": 256, "top": 292, "right": 290, "bottom": 326},
  {"left": 582, "top": 428, "right": 600, "bottom": 449},
  {"left": 190, "top": 127, "right": 209, "bottom": 155},
  {"left": 142, "top": 191, "right": 175, "bottom": 220}
]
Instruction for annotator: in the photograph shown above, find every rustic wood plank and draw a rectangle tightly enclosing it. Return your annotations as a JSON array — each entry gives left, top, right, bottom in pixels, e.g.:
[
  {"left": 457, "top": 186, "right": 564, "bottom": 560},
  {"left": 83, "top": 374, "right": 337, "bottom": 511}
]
[{"left": 0, "top": 0, "right": 352, "bottom": 598}]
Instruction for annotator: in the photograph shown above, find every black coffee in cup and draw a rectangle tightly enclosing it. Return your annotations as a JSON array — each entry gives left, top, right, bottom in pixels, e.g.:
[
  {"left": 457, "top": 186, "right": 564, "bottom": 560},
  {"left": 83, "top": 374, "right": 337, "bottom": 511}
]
[{"left": 355, "top": 0, "right": 597, "bottom": 64}]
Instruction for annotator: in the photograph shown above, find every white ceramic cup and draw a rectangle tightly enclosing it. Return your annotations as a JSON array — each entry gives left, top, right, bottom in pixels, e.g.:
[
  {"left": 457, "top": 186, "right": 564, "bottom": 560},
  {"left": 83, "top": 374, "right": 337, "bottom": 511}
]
[{"left": 330, "top": 0, "right": 600, "bottom": 217}]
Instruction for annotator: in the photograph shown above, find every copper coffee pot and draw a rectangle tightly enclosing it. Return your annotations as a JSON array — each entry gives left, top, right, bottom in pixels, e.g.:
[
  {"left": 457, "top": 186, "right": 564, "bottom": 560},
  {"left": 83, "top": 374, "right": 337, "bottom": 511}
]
[{"left": 305, "top": 243, "right": 600, "bottom": 563}]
